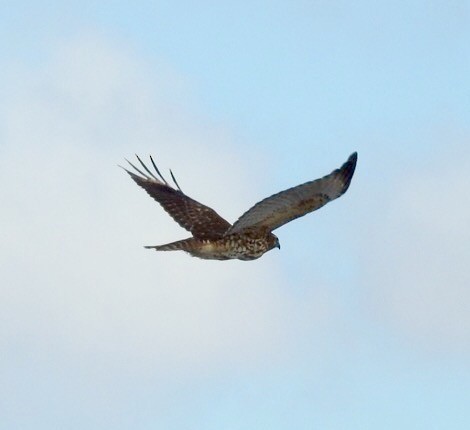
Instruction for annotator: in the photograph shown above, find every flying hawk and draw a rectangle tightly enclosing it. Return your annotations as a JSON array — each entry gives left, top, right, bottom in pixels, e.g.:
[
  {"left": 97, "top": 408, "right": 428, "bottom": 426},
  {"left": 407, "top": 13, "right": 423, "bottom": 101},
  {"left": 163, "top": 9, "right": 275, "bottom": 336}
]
[{"left": 122, "top": 152, "right": 357, "bottom": 261}]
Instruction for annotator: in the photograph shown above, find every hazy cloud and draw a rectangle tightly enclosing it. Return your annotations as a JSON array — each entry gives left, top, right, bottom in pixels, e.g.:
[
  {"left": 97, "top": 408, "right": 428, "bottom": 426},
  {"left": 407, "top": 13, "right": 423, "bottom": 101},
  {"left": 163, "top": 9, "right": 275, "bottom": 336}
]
[
  {"left": 0, "top": 34, "right": 335, "bottom": 378},
  {"left": 363, "top": 142, "right": 470, "bottom": 354}
]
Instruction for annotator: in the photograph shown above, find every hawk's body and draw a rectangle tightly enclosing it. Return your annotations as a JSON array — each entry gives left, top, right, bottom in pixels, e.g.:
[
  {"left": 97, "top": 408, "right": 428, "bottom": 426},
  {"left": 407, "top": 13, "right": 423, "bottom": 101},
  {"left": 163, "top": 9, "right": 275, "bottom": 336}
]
[
  {"left": 122, "top": 152, "right": 357, "bottom": 261},
  {"left": 152, "top": 232, "right": 279, "bottom": 261}
]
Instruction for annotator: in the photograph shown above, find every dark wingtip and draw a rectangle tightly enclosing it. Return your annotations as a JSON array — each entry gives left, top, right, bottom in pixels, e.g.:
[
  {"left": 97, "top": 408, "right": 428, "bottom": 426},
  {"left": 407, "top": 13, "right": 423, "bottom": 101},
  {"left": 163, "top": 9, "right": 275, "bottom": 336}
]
[
  {"left": 169, "top": 169, "right": 183, "bottom": 192},
  {"left": 149, "top": 155, "right": 170, "bottom": 185},
  {"left": 339, "top": 151, "right": 358, "bottom": 193},
  {"left": 119, "top": 163, "right": 138, "bottom": 179},
  {"left": 348, "top": 151, "right": 358, "bottom": 166},
  {"left": 346, "top": 151, "right": 358, "bottom": 171},
  {"left": 135, "top": 154, "right": 159, "bottom": 180}
]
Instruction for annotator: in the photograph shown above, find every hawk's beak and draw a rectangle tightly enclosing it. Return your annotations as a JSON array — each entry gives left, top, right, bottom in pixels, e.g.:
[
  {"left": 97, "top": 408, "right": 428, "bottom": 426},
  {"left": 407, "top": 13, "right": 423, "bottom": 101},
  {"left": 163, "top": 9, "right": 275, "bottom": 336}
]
[{"left": 276, "top": 240, "right": 281, "bottom": 250}]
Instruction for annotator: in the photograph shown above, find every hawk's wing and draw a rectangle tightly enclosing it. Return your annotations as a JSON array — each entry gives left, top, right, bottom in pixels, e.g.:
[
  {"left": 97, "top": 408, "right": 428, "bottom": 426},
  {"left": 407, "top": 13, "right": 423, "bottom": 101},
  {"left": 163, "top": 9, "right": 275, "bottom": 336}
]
[
  {"left": 227, "top": 152, "right": 357, "bottom": 235},
  {"left": 122, "top": 155, "right": 231, "bottom": 239}
]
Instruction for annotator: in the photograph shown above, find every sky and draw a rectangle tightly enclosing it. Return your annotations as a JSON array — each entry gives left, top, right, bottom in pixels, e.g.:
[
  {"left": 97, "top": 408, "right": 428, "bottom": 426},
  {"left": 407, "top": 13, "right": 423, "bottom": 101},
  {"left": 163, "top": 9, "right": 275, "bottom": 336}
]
[{"left": 1, "top": 1, "right": 470, "bottom": 429}]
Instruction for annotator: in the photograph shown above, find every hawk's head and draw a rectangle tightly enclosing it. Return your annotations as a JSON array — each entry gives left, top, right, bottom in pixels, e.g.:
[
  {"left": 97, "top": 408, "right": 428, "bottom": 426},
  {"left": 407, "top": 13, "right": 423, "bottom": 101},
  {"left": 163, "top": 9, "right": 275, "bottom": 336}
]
[{"left": 268, "top": 233, "right": 281, "bottom": 251}]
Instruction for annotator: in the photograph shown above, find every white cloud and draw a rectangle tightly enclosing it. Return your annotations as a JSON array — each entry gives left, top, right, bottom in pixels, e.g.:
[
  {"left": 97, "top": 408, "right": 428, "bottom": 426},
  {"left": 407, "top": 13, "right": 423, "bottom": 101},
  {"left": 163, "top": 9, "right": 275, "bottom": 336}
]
[
  {"left": 0, "top": 34, "right": 334, "bottom": 378},
  {"left": 363, "top": 144, "right": 470, "bottom": 353}
]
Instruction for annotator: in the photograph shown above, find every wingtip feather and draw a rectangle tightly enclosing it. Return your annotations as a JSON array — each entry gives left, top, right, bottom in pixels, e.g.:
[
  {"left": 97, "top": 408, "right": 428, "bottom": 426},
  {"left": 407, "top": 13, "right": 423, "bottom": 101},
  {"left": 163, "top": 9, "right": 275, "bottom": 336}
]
[
  {"left": 348, "top": 151, "right": 358, "bottom": 166},
  {"left": 339, "top": 151, "right": 358, "bottom": 192}
]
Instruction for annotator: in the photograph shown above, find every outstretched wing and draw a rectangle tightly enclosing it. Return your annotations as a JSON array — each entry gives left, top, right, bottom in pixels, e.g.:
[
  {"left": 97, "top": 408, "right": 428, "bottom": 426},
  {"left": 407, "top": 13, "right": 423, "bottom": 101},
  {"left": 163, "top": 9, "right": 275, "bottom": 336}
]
[
  {"left": 227, "top": 152, "right": 357, "bottom": 235},
  {"left": 122, "top": 155, "right": 231, "bottom": 239}
]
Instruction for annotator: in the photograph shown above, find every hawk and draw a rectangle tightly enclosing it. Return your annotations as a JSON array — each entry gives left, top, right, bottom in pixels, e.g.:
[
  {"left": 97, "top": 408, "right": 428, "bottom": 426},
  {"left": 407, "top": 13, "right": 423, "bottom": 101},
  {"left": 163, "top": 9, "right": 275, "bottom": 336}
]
[{"left": 122, "top": 152, "right": 357, "bottom": 261}]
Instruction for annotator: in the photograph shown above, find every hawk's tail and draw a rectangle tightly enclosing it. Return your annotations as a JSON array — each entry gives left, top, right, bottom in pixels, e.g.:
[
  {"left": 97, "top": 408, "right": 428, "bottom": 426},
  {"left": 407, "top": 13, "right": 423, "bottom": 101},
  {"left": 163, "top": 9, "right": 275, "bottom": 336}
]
[{"left": 144, "top": 238, "right": 194, "bottom": 252}]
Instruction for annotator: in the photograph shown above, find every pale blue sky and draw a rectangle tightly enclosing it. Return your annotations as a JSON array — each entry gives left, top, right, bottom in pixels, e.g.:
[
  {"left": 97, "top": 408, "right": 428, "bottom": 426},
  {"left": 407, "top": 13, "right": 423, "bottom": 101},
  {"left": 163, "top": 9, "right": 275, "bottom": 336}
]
[{"left": 1, "top": 1, "right": 470, "bottom": 429}]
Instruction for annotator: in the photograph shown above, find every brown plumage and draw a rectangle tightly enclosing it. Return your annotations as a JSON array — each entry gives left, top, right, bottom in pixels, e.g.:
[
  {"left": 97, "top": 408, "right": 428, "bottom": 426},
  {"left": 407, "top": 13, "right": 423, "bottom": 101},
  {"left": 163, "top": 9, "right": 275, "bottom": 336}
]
[{"left": 122, "top": 152, "right": 357, "bottom": 261}]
